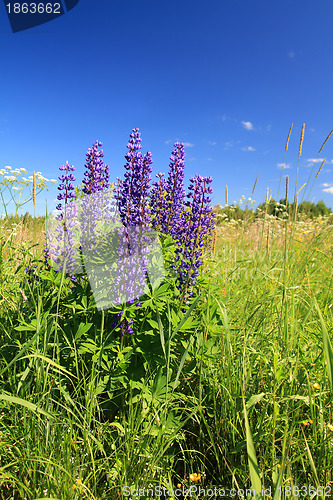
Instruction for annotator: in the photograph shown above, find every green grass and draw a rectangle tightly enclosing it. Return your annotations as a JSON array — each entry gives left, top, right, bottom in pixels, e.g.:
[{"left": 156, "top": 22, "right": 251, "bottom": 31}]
[{"left": 0, "top": 215, "right": 333, "bottom": 499}]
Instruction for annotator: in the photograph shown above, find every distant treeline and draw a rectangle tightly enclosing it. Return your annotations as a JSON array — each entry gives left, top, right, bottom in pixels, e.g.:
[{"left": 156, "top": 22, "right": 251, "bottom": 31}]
[{"left": 213, "top": 199, "right": 333, "bottom": 223}]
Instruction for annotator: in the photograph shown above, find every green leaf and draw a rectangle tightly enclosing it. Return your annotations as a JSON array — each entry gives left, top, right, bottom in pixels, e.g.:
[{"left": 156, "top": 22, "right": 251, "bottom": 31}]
[
  {"left": 315, "top": 299, "right": 333, "bottom": 392},
  {"left": 246, "top": 393, "right": 265, "bottom": 410},
  {"left": 74, "top": 322, "right": 93, "bottom": 340},
  {"left": 243, "top": 398, "right": 262, "bottom": 499},
  {"left": 0, "top": 394, "right": 53, "bottom": 418}
]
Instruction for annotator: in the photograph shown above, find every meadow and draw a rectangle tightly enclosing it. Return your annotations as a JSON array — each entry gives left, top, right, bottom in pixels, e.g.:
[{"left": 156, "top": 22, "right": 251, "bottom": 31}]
[{"left": 0, "top": 129, "right": 333, "bottom": 499}]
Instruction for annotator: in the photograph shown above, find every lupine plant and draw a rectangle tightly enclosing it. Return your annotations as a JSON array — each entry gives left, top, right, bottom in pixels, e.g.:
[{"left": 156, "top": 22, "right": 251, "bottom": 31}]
[
  {"left": 159, "top": 142, "right": 186, "bottom": 237},
  {"left": 46, "top": 162, "right": 78, "bottom": 278},
  {"left": 82, "top": 140, "right": 110, "bottom": 195},
  {"left": 46, "top": 129, "right": 215, "bottom": 310},
  {"left": 173, "top": 174, "right": 215, "bottom": 304}
]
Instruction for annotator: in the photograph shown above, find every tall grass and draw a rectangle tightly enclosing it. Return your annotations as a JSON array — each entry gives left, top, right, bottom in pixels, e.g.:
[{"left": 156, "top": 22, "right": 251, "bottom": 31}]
[{"left": 1, "top": 211, "right": 332, "bottom": 499}]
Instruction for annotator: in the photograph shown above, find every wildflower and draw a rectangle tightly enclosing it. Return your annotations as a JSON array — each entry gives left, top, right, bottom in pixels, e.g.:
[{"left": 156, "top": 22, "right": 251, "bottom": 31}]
[
  {"left": 313, "top": 383, "right": 321, "bottom": 390},
  {"left": 190, "top": 473, "right": 201, "bottom": 482},
  {"left": 173, "top": 174, "right": 215, "bottom": 304},
  {"left": 160, "top": 142, "right": 186, "bottom": 236},
  {"left": 116, "top": 128, "right": 152, "bottom": 227},
  {"left": 150, "top": 172, "right": 167, "bottom": 229},
  {"left": 46, "top": 162, "right": 78, "bottom": 278},
  {"left": 24, "top": 264, "right": 39, "bottom": 284},
  {"left": 327, "top": 424, "right": 333, "bottom": 432},
  {"left": 82, "top": 141, "right": 109, "bottom": 195},
  {"left": 113, "top": 129, "right": 153, "bottom": 306}
]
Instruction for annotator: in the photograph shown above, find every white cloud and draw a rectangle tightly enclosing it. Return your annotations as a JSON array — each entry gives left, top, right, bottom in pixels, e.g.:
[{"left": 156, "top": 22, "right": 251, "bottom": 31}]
[
  {"left": 288, "top": 51, "right": 295, "bottom": 59},
  {"left": 307, "top": 158, "right": 325, "bottom": 164},
  {"left": 165, "top": 140, "right": 172, "bottom": 145},
  {"left": 323, "top": 187, "right": 333, "bottom": 194},
  {"left": 207, "top": 157, "right": 213, "bottom": 161},
  {"left": 224, "top": 140, "right": 240, "bottom": 150},
  {"left": 242, "top": 146, "right": 256, "bottom": 152},
  {"left": 277, "top": 163, "right": 291, "bottom": 169},
  {"left": 241, "top": 121, "right": 254, "bottom": 131},
  {"left": 209, "top": 141, "right": 217, "bottom": 146},
  {"left": 183, "top": 142, "right": 194, "bottom": 147},
  {"left": 322, "top": 183, "right": 331, "bottom": 187}
]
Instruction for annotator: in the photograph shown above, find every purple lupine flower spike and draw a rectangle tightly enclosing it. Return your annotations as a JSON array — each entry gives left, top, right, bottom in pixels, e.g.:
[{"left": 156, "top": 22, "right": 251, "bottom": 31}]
[
  {"left": 173, "top": 174, "right": 215, "bottom": 305},
  {"left": 47, "top": 161, "right": 78, "bottom": 280},
  {"left": 82, "top": 141, "right": 109, "bottom": 195},
  {"left": 160, "top": 142, "right": 186, "bottom": 237}
]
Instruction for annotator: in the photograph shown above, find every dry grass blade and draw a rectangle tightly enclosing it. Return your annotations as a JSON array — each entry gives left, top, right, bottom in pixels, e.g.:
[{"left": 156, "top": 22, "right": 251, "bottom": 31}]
[
  {"left": 285, "top": 123, "right": 293, "bottom": 151},
  {"left": 318, "top": 129, "right": 333, "bottom": 154},
  {"left": 252, "top": 174, "right": 259, "bottom": 195},
  {"left": 315, "top": 158, "right": 326, "bottom": 179},
  {"left": 298, "top": 124, "right": 305, "bottom": 159}
]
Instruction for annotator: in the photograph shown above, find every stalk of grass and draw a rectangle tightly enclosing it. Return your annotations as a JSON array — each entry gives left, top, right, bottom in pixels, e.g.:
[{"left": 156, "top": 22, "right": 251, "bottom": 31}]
[
  {"left": 252, "top": 174, "right": 259, "bottom": 196},
  {"left": 294, "top": 124, "right": 305, "bottom": 203},
  {"left": 302, "top": 129, "right": 333, "bottom": 203},
  {"left": 294, "top": 183, "right": 306, "bottom": 223},
  {"left": 277, "top": 123, "right": 293, "bottom": 202}
]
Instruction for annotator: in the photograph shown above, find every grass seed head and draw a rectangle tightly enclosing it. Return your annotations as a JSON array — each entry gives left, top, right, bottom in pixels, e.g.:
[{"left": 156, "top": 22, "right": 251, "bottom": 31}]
[
  {"left": 285, "top": 123, "right": 293, "bottom": 151},
  {"left": 315, "top": 158, "right": 326, "bottom": 179},
  {"left": 319, "top": 129, "right": 333, "bottom": 154},
  {"left": 298, "top": 124, "right": 305, "bottom": 158}
]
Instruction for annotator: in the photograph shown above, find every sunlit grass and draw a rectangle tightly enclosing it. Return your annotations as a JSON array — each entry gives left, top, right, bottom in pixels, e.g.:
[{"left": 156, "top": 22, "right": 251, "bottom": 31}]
[{"left": 0, "top": 212, "right": 333, "bottom": 499}]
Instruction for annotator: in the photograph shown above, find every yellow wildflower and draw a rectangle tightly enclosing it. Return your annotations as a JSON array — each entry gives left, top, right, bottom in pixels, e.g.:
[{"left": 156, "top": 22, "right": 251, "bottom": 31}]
[
  {"left": 190, "top": 473, "right": 201, "bottom": 482},
  {"left": 327, "top": 424, "right": 333, "bottom": 432},
  {"left": 314, "top": 383, "right": 321, "bottom": 390}
]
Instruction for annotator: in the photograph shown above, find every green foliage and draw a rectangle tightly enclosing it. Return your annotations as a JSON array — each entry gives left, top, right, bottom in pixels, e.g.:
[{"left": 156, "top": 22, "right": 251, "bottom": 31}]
[{"left": 1, "top": 213, "right": 333, "bottom": 498}]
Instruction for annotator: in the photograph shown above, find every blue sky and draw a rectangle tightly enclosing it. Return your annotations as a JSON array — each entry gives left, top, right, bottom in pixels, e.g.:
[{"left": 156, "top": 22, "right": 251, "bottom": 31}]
[{"left": 1, "top": 0, "right": 333, "bottom": 216}]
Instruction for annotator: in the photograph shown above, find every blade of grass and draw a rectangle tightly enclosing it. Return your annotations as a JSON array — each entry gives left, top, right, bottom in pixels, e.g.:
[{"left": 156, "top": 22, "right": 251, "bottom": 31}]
[
  {"left": 315, "top": 298, "right": 333, "bottom": 392},
  {"left": 243, "top": 398, "right": 262, "bottom": 499}
]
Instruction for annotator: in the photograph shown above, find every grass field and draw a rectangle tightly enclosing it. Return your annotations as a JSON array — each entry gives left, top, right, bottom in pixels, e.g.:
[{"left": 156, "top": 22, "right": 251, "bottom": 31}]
[{"left": 0, "top": 212, "right": 333, "bottom": 500}]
